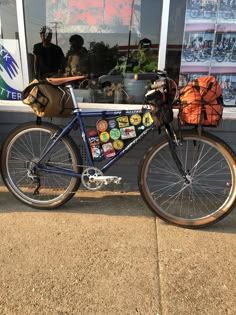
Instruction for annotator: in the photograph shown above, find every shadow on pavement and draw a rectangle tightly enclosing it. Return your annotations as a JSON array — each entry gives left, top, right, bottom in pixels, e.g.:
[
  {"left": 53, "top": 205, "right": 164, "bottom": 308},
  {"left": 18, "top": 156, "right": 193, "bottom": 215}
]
[
  {"left": 1, "top": 188, "right": 236, "bottom": 232},
  {"left": 0, "top": 189, "right": 154, "bottom": 218}
]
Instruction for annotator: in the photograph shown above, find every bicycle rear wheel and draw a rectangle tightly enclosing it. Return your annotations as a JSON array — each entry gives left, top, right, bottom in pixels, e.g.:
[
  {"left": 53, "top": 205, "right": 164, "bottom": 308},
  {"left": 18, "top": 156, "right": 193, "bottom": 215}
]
[
  {"left": 138, "top": 130, "right": 236, "bottom": 228},
  {"left": 0, "top": 122, "right": 82, "bottom": 209},
  {"left": 215, "top": 53, "right": 225, "bottom": 63},
  {"left": 190, "top": 9, "right": 199, "bottom": 18},
  {"left": 183, "top": 50, "right": 194, "bottom": 62}
]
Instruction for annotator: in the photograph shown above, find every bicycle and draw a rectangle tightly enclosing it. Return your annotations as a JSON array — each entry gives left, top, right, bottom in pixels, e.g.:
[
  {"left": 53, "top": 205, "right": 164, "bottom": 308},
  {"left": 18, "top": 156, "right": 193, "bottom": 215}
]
[
  {"left": 223, "top": 87, "right": 234, "bottom": 102},
  {"left": 190, "top": 3, "right": 214, "bottom": 19},
  {"left": 183, "top": 47, "right": 208, "bottom": 62},
  {"left": 214, "top": 47, "right": 236, "bottom": 63},
  {"left": 1, "top": 71, "right": 236, "bottom": 229}
]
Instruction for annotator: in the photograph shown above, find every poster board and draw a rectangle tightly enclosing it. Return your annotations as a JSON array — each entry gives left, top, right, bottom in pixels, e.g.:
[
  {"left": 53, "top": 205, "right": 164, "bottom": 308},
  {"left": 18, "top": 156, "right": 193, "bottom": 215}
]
[
  {"left": 180, "top": 0, "right": 236, "bottom": 106},
  {"left": 0, "top": 39, "right": 23, "bottom": 101}
]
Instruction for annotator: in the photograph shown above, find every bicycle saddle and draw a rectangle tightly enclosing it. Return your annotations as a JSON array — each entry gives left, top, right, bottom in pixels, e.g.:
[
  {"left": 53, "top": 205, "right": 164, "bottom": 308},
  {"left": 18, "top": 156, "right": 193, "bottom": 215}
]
[{"left": 47, "top": 75, "right": 86, "bottom": 86}]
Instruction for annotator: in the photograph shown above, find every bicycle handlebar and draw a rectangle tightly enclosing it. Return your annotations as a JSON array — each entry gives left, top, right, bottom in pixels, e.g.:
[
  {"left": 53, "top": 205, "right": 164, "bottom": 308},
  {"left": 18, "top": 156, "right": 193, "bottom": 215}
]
[{"left": 134, "top": 70, "right": 167, "bottom": 81}]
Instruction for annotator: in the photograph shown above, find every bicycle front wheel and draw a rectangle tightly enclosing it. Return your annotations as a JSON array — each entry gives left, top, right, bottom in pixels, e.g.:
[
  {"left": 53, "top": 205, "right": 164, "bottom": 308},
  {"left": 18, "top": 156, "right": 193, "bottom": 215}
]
[
  {"left": 215, "top": 53, "right": 225, "bottom": 63},
  {"left": 229, "top": 54, "right": 236, "bottom": 62},
  {"left": 184, "top": 51, "right": 194, "bottom": 62},
  {"left": 203, "top": 10, "right": 212, "bottom": 19},
  {"left": 138, "top": 131, "right": 236, "bottom": 228},
  {"left": 0, "top": 122, "right": 82, "bottom": 209},
  {"left": 190, "top": 9, "right": 199, "bottom": 18}
]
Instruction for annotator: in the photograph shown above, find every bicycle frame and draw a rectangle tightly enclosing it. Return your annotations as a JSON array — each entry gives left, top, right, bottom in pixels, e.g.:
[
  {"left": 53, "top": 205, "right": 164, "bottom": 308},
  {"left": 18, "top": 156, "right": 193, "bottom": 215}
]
[{"left": 36, "top": 84, "right": 156, "bottom": 178}]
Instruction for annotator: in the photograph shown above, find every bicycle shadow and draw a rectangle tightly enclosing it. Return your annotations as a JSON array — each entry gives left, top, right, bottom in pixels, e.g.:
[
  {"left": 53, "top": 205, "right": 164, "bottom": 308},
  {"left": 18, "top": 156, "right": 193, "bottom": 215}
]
[
  {"left": 0, "top": 189, "right": 154, "bottom": 218},
  {"left": 157, "top": 208, "right": 236, "bottom": 234},
  {"left": 65, "top": 191, "right": 155, "bottom": 217},
  {"left": 1, "top": 189, "right": 235, "bottom": 232},
  {"left": 202, "top": 208, "right": 236, "bottom": 234}
]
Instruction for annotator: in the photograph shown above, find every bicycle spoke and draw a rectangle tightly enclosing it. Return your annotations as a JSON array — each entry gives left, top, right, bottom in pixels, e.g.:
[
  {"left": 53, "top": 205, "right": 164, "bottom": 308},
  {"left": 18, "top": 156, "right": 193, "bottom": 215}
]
[
  {"left": 1, "top": 123, "right": 81, "bottom": 209},
  {"left": 139, "top": 131, "right": 236, "bottom": 227}
]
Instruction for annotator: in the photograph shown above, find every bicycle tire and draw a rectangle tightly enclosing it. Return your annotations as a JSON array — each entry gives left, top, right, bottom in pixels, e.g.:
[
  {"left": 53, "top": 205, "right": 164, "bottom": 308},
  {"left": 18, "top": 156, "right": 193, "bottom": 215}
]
[
  {"left": 138, "top": 130, "right": 236, "bottom": 228},
  {"left": 222, "top": 11, "right": 231, "bottom": 19},
  {"left": 223, "top": 92, "right": 233, "bottom": 102},
  {"left": 229, "top": 54, "right": 236, "bottom": 62},
  {"left": 190, "top": 9, "right": 199, "bottom": 18},
  {"left": 0, "top": 122, "right": 82, "bottom": 209},
  {"left": 184, "top": 53, "right": 194, "bottom": 62},
  {"left": 199, "top": 52, "right": 207, "bottom": 62},
  {"left": 215, "top": 54, "right": 225, "bottom": 63},
  {"left": 203, "top": 10, "right": 211, "bottom": 19}
]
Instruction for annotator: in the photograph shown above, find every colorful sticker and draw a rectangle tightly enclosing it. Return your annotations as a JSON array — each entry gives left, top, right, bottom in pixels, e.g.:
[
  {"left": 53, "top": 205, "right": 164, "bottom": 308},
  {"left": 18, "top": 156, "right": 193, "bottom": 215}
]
[
  {"left": 116, "top": 116, "right": 129, "bottom": 128},
  {"left": 113, "top": 139, "right": 124, "bottom": 150},
  {"left": 99, "top": 131, "right": 110, "bottom": 143},
  {"left": 136, "top": 125, "right": 145, "bottom": 133},
  {"left": 110, "top": 128, "right": 121, "bottom": 140},
  {"left": 102, "top": 142, "right": 116, "bottom": 158},
  {"left": 143, "top": 112, "right": 154, "bottom": 127},
  {"left": 108, "top": 119, "right": 117, "bottom": 129},
  {"left": 88, "top": 130, "right": 100, "bottom": 146},
  {"left": 130, "top": 114, "right": 142, "bottom": 126},
  {"left": 120, "top": 125, "right": 136, "bottom": 140},
  {"left": 97, "top": 119, "right": 108, "bottom": 132},
  {"left": 91, "top": 145, "right": 104, "bottom": 161}
]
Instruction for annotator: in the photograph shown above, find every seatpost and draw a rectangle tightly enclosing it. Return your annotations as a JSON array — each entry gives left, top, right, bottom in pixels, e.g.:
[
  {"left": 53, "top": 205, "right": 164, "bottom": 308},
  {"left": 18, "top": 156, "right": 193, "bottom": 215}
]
[{"left": 67, "top": 84, "right": 79, "bottom": 109}]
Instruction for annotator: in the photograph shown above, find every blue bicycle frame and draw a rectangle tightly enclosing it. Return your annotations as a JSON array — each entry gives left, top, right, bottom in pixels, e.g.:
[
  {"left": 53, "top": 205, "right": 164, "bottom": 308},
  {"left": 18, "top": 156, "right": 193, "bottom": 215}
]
[{"left": 36, "top": 104, "right": 155, "bottom": 179}]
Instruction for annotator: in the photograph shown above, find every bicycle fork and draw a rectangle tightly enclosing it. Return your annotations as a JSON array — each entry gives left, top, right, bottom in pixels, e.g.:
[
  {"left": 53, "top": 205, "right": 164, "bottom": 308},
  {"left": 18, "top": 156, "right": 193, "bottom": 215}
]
[{"left": 164, "top": 125, "right": 190, "bottom": 184}]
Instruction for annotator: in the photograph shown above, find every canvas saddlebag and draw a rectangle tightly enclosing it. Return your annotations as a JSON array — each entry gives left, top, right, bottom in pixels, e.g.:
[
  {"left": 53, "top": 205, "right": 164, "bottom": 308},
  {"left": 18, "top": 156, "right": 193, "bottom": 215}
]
[
  {"left": 179, "top": 76, "right": 224, "bottom": 127},
  {"left": 22, "top": 79, "right": 74, "bottom": 117}
]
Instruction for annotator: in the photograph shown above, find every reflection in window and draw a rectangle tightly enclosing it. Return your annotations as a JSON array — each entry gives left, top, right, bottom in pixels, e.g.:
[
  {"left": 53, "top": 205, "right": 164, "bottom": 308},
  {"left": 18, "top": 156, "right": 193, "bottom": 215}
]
[
  {"left": 24, "top": 0, "right": 162, "bottom": 104},
  {"left": 0, "top": 0, "right": 18, "bottom": 39}
]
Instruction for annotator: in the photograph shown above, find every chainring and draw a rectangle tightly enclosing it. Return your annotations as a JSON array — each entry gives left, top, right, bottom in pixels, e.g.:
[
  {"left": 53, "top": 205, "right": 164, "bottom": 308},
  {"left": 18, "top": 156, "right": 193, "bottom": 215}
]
[{"left": 81, "top": 167, "right": 104, "bottom": 190}]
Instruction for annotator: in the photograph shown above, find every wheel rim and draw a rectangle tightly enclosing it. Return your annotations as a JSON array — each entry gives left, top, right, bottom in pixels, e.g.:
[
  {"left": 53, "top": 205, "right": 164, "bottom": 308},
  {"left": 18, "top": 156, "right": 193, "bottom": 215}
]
[
  {"left": 142, "top": 135, "right": 236, "bottom": 226},
  {"left": 185, "top": 55, "right": 193, "bottom": 62},
  {"left": 216, "top": 55, "right": 224, "bottom": 62},
  {"left": 5, "top": 127, "right": 79, "bottom": 206}
]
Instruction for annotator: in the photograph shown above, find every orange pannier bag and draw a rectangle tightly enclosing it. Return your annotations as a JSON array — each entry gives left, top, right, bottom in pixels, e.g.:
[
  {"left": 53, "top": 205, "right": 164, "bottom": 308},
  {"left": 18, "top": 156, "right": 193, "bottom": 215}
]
[{"left": 179, "top": 76, "right": 224, "bottom": 126}]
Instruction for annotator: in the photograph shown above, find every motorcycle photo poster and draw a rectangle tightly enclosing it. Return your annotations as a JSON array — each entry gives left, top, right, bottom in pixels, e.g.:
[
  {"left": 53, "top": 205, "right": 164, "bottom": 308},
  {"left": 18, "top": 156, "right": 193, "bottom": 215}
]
[{"left": 180, "top": 0, "right": 236, "bottom": 106}]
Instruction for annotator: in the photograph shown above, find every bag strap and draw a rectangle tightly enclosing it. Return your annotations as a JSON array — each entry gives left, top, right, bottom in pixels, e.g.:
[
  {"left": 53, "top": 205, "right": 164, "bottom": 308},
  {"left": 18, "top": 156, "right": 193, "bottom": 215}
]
[
  {"left": 22, "top": 80, "right": 54, "bottom": 98},
  {"left": 193, "top": 78, "right": 215, "bottom": 96}
]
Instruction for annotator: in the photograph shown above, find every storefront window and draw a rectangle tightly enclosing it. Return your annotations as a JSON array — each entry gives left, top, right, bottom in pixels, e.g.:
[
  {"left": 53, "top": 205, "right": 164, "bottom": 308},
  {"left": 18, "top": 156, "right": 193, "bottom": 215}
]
[
  {"left": 0, "top": 0, "right": 24, "bottom": 101},
  {"left": 23, "top": 0, "right": 163, "bottom": 104},
  {"left": 167, "top": 0, "right": 236, "bottom": 107}
]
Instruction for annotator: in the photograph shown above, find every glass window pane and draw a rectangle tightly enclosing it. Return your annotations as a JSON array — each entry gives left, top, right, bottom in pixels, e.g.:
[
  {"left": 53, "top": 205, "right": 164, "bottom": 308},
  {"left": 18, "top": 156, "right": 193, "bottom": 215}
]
[{"left": 23, "top": 0, "right": 163, "bottom": 104}]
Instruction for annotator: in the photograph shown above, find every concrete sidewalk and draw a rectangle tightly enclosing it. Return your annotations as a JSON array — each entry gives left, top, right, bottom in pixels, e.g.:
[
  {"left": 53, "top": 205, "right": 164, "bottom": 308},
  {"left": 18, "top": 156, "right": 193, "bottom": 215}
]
[{"left": 0, "top": 185, "right": 235, "bottom": 315}]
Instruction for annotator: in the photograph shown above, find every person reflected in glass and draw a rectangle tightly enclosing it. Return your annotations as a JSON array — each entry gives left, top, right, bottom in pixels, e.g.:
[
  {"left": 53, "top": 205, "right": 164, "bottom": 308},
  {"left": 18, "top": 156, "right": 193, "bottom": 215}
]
[
  {"left": 33, "top": 26, "right": 65, "bottom": 80},
  {"left": 65, "top": 34, "right": 89, "bottom": 76}
]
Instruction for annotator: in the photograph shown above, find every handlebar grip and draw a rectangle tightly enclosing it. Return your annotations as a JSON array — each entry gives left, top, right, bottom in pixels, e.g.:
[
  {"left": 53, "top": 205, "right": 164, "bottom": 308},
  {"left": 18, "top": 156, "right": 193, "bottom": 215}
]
[{"left": 134, "top": 70, "right": 167, "bottom": 81}]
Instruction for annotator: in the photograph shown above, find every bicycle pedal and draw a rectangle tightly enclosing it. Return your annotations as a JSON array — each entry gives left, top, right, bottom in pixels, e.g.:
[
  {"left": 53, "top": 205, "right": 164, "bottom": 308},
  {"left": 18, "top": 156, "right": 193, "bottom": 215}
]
[{"left": 91, "top": 175, "right": 122, "bottom": 185}]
